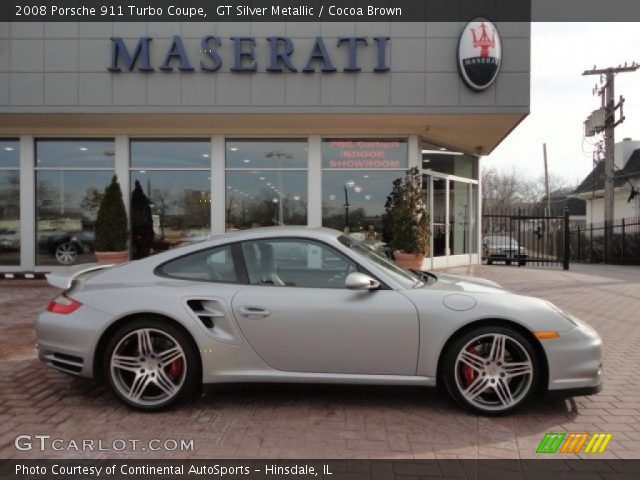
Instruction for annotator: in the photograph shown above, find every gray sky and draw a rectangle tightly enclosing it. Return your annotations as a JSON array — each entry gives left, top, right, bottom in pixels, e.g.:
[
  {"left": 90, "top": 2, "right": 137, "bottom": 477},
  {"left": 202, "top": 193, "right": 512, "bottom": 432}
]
[{"left": 486, "top": 23, "right": 640, "bottom": 185}]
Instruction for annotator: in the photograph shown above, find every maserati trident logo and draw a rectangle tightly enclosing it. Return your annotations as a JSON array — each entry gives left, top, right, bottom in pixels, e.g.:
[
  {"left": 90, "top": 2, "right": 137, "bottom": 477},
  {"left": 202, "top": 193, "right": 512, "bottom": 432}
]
[{"left": 458, "top": 18, "right": 502, "bottom": 91}]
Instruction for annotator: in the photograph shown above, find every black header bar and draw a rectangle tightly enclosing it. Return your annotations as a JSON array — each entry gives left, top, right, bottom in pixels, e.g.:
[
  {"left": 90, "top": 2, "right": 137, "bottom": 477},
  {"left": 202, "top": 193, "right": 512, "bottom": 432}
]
[
  {"left": 3, "top": 0, "right": 640, "bottom": 22},
  {"left": 5, "top": 0, "right": 530, "bottom": 22}
]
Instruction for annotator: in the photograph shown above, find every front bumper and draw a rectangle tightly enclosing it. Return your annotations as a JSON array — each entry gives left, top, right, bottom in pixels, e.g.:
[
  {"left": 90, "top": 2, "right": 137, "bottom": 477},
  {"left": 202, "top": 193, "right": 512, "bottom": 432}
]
[
  {"left": 35, "top": 305, "right": 111, "bottom": 378},
  {"left": 544, "top": 319, "right": 603, "bottom": 392}
]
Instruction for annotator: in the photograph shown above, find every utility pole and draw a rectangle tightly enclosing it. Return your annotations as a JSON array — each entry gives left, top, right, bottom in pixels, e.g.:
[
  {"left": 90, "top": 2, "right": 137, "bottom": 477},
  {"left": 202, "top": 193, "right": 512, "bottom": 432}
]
[
  {"left": 543, "top": 143, "right": 551, "bottom": 216},
  {"left": 582, "top": 63, "right": 638, "bottom": 262}
]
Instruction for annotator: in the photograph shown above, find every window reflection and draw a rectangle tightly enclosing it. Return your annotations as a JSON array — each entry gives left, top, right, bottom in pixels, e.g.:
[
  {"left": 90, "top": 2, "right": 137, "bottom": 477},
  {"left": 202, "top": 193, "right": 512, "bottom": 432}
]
[
  {"left": 36, "top": 139, "right": 115, "bottom": 168},
  {"left": 131, "top": 139, "right": 210, "bottom": 169},
  {"left": 226, "top": 171, "right": 307, "bottom": 229},
  {"left": 130, "top": 171, "right": 211, "bottom": 258},
  {"left": 0, "top": 139, "right": 20, "bottom": 168},
  {"left": 0, "top": 170, "right": 20, "bottom": 265},
  {"left": 226, "top": 140, "right": 308, "bottom": 169},
  {"left": 130, "top": 140, "right": 211, "bottom": 259},
  {"left": 35, "top": 138, "right": 115, "bottom": 266},
  {"left": 322, "top": 171, "right": 403, "bottom": 236},
  {"left": 225, "top": 139, "right": 308, "bottom": 230},
  {"left": 450, "top": 180, "right": 470, "bottom": 255},
  {"left": 36, "top": 171, "right": 114, "bottom": 266}
]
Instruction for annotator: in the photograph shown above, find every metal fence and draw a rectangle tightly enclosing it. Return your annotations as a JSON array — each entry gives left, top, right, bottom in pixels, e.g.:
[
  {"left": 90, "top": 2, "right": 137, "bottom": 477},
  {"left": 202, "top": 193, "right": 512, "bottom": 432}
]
[
  {"left": 570, "top": 217, "right": 640, "bottom": 265},
  {"left": 482, "top": 208, "right": 570, "bottom": 269}
]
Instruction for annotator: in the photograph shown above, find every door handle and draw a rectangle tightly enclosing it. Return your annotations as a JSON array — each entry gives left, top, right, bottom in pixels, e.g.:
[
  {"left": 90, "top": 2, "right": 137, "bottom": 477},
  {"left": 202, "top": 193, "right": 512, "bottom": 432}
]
[{"left": 238, "top": 306, "right": 270, "bottom": 319}]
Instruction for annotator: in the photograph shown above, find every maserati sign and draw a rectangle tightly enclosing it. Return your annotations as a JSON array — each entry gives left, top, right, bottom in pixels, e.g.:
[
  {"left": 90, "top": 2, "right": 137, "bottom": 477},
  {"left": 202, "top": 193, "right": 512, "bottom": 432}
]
[{"left": 457, "top": 18, "right": 502, "bottom": 91}]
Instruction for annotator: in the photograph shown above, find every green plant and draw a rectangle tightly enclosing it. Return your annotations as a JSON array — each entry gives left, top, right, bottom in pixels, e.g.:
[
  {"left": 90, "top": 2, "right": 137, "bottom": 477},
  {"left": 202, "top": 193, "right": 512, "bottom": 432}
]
[
  {"left": 384, "top": 167, "right": 430, "bottom": 254},
  {"left": 95, "top": 175, "right": 129, "bottom": 252}
]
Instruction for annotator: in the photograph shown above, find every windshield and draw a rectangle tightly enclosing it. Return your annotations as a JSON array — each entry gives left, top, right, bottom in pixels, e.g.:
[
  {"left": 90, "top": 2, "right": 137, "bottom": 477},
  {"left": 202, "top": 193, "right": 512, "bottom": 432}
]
[{"left": 338, "top": 235, "right": 421, "bottom": 289}]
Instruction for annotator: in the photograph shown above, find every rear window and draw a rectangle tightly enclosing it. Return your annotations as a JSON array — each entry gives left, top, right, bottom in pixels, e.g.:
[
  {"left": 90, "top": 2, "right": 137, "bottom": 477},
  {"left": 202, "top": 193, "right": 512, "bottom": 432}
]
[{"left": 157, "top": 245, "right": 239, "bottom": 283}]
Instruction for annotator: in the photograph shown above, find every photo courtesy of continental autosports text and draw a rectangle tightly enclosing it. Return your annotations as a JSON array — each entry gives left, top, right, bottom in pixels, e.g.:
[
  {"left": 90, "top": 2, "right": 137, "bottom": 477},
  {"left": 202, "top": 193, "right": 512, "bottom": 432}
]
[{"left": 2, "top": 0, "right": 640, "bottom": 479}]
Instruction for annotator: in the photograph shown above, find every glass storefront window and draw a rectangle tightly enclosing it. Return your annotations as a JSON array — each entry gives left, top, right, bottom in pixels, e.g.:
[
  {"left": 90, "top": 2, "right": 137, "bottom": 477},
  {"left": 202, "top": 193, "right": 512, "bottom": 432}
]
[
  {"left": 226, "top": 171, "right": 307, "bottom": 229},
  {"left": 0, "top": 139, "right": 20, "bottom": 265},
  {"left": 131, "top": 139, "right": 211, "bottom": 169},
  {"left": 432, "top": 178, "right": 447, "bottom": 257},
  {"left": 449, "top": 180, "right": 470, "bottom": 255},
  {"left": 36, "top": 170, "right": 114, "bottom": 266},
  {"left": 322, "top": 170, "right": 404, "bottom": 234},
  {"left": 322, "top": 139, "right": 407, "bottom": 239},
  {"left": 422, "top": 142, "right": 478, "bottom": 180},
  {"left": 130, "top": 139, "right": 211, "bottom": 259},
  {"left": 0, "top": 139, "right": 20, "bottom": 168},
  {"left": 36, "top": 139, "right": 115, "bottom": 266},
  {"left": 471, "top": 183, "right": 478, "bottom": 254},
  {"left": 130, "top": 171, "right": 211, "bottom": 257},
  {"left": 226, "top": 139, "right": 308, "bottom": 169},
  {"left": 225, "top": 139, "right": 308, "bottom": 230},
  {"left": 36, "top": 139, "right": 115, "bottom": 168}
]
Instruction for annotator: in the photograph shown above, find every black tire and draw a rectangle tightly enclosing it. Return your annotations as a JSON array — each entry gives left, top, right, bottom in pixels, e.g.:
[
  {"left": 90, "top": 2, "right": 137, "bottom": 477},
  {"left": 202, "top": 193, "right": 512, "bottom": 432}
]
[
  {"left": 487, "top": 259, "right": 493, "bottom": 265},
  {"left": 55, "top": 242, "right": 78, "bottom": 265},
  {"left": 102, "top": 317, "right": 201, "bottom": 411},
  {"left": 519, "top": 260, "right": 527, "bottom": 266},
  {"left": 441, "top": 325, "right": 541, "bottom": 415},
  {"left": 506, "top": 260, "right": 512, "bottom": 266}
]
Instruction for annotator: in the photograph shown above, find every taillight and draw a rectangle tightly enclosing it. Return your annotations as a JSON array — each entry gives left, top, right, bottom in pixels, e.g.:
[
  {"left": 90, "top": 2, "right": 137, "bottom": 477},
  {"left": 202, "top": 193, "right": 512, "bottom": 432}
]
[{"left": 47, "top": 294, "right": 82, "bottom": 314}]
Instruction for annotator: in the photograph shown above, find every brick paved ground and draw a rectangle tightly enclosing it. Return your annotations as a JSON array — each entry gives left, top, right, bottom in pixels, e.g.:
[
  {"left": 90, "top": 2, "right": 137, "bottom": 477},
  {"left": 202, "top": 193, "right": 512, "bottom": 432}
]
[{"left": 0, "top": 265, "right": 639, "bottom": 460}]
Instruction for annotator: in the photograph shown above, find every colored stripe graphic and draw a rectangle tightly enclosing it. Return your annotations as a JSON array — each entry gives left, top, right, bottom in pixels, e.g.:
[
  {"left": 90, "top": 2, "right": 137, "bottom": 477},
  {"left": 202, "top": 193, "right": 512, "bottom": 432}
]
[
  {"left": 536, "top": 432, "right": 566, "bottom": 453},
  {"left": 538, "top": 433, "right": 613, "bottom": 454},
  {"left": 560, "top": 433, "right": 589, "bottom": 453},
  {"left": 584, "top": 433, "right": 613, "bottom": 453}
]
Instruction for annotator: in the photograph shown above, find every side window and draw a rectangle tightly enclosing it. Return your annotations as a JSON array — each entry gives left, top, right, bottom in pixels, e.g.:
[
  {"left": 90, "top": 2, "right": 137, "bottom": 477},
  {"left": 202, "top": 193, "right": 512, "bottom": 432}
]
[
  {"left": 157, "top": 245, "right": 239, "bottom": 283},
  {"left": 241, "top": 239, "right": 357, "bottom": 288}
]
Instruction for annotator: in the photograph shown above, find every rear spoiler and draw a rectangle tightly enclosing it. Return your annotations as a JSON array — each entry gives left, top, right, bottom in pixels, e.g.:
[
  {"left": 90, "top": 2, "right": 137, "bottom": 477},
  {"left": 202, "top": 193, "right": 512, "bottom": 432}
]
[{"left": 46, "top": 264, "right": 114, "bottom": 290}]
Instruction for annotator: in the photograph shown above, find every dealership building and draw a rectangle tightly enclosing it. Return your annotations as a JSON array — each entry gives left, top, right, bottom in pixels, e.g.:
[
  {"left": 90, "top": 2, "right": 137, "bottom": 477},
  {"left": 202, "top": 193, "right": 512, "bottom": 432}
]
[{"left": 0, "top": 20, "right": 530, "bottom": 271}]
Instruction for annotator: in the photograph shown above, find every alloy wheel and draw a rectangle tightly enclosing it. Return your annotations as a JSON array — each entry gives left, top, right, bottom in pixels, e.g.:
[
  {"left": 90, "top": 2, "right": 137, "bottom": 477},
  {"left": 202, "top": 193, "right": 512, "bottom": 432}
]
[
  {"left": 109, "top": 328, "right": 187, "bottom": 407},
  {"left": 454, "top": 333, "right": 534, "bottom": 412},
  {"left": 55, "top": 243, "right": 78, "bottom": 265}
]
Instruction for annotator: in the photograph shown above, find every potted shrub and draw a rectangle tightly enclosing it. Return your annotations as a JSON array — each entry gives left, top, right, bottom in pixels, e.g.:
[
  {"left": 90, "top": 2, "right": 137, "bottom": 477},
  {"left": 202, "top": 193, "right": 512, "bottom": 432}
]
[
  {"left": 94, "top": 175, "right": 129, "bottom": 264},
  {"left": 384, "top": 167, "right": 430, "bottom": 270}
]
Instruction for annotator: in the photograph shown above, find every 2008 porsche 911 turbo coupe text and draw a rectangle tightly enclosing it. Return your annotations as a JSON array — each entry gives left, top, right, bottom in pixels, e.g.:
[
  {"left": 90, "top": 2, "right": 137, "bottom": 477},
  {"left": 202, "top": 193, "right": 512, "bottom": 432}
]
[{"left": 36, "top": 227, "right": 602, "bottom": 414}]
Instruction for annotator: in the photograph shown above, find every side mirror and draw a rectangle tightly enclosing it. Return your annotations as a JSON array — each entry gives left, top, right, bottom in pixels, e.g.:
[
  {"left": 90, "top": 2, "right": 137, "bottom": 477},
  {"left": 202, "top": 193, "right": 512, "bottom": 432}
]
[{"left": 345, "top": 272, "right": 380, "bottom": 291}]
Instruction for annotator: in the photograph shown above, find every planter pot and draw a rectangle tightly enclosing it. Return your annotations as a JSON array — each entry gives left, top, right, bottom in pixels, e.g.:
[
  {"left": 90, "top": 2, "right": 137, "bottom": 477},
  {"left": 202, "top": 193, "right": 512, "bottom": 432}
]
[
  {"left": 394, "top": 251, "right": 425, "bottom": 270},
  {"left": 95, "top": 250, "right": 129, "bottom": 265}
]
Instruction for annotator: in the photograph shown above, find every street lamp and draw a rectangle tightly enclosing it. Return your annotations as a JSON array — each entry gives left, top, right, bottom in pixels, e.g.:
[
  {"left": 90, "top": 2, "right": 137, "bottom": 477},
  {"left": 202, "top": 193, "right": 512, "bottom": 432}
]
[{"left": 343, "top": 180, "right": 356, "bottom": 232}]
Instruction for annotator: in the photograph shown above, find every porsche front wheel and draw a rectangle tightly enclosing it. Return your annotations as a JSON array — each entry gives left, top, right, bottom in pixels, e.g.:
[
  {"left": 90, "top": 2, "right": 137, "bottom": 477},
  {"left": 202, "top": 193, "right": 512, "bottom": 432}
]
[{"left": 442, "top": 326, "right": 540, "bottom": 415}]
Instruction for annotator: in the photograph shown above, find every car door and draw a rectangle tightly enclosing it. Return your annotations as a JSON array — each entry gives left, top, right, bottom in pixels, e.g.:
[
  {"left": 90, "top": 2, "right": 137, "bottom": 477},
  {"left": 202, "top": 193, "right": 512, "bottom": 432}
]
[{"left": 231, "top": 238, "right": 419, "bottom": 376}]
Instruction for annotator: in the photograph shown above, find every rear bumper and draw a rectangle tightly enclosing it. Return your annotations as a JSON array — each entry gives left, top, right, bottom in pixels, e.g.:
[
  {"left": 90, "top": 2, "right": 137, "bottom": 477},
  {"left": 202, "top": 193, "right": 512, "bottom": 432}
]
[{"left": 35, "top": 305, "right": 110, "bottom": 378}]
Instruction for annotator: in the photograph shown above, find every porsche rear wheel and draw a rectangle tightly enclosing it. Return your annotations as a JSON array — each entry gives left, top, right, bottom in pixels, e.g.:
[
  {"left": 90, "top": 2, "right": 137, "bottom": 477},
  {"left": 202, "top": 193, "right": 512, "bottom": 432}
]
[
  {"left": 442, "top": 326, "right": 540, "bottom": 415},
  {"left": 103, "top": 319, "right": 200, "bottom": 410}
]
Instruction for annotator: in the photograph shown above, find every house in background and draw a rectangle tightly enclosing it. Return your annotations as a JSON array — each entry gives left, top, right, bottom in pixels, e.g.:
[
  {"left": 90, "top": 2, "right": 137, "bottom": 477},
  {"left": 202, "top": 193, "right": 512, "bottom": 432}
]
[
  {"left": 573, "top": 138, "right": 640, "bottom": 226},
  {"left": 540, "top": 190, "right": 586, "bottom": 229}
]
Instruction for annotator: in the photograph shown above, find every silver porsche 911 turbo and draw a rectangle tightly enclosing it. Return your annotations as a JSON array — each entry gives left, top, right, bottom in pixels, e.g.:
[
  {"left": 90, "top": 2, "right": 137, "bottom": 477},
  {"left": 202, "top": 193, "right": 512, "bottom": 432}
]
[{"left": 36, "top": 227, "right": 602, "bottom": 415}]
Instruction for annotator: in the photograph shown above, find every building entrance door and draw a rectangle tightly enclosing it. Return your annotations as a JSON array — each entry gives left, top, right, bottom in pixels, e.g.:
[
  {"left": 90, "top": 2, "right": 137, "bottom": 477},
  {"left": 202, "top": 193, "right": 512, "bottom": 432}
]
[{"left": 424, "top": 173, "right": 479, "bottom": 269}]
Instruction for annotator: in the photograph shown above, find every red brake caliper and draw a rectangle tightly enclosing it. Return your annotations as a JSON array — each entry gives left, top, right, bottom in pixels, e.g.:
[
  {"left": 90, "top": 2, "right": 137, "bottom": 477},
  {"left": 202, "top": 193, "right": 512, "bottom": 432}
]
[
  {"left": 462, "top": 346, "right": 477, "bottom": 385},
  {"left": 168, "top": 358, "right": 183, "bottom": 379}
]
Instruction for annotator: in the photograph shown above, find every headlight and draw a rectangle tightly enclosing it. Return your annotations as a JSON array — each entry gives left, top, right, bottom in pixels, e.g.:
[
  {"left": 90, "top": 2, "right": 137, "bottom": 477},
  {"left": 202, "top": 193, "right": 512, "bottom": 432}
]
[{"left": 546, "top": 301, "right": 578, "bottom": 327}]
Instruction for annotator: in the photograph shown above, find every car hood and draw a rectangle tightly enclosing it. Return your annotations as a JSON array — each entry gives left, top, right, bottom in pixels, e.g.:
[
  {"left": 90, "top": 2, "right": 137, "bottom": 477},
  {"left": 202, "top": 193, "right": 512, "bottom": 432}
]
[{"left": 426, "top": 273, "right": 506, "bottom": 293}]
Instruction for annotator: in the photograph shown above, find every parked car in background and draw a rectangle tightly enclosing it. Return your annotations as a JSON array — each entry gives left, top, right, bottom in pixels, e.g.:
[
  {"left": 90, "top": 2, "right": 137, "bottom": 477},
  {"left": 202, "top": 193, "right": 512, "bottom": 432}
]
[
  {"left": 0, "top": 229, "right": 20, "bottom": 250},
  {"left": 483, "top": 236, "right": 528, "bottom": 266},
  {"left": 39, "top": 230, "right": 95, "bottom": 266}
]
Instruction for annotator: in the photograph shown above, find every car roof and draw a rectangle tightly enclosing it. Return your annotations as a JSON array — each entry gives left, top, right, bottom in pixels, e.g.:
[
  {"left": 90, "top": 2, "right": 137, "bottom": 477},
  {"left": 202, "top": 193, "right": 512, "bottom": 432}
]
[{"left": 218, "top": 226, "right": 343, "bottom": 242}]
